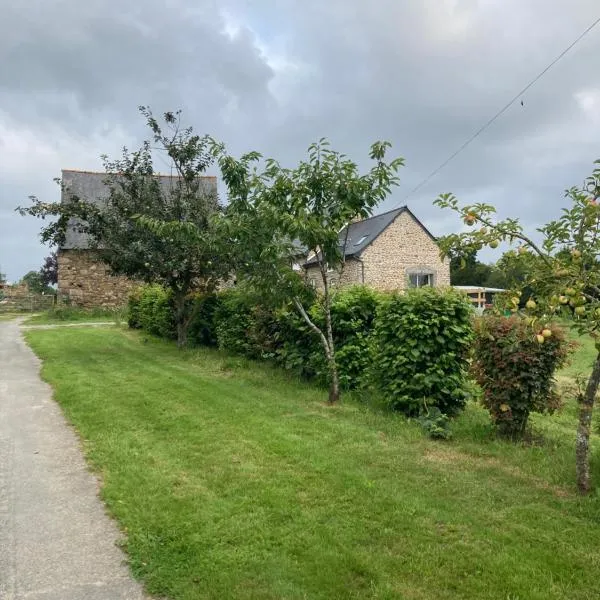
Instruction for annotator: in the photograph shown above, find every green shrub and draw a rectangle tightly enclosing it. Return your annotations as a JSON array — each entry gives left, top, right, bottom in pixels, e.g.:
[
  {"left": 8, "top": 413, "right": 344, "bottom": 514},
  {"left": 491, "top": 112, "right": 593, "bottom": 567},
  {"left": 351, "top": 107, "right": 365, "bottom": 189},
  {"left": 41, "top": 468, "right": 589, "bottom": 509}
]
[
  {"left": 134, "top": 285, "right": 176, "bottom": 339},
  {"left": 369, "top": 288, "right": 474, "bottom": 416},
  {"left": 417, "top": 406, "right": 453, "bottom": 440},
  {"left": 273, "top": 304, "right": 322, "bottom": 380},
  {"left": 127, "top": 288, "right": 143, "bottom": 329},
  {"left": 271, "top": 286, "right": 382, "bottom": 388},
  {"left": 330, "top": 286, "right": 382, "bottom": 389},
  {"left": 472, "top": 315, "right": 571, "bottom": 438},
  {"left": 187, "top": 293, "right": 221, "bottom": 347},
  {"left": 213, "top": 288, "right": 255, "bottom": 355}
]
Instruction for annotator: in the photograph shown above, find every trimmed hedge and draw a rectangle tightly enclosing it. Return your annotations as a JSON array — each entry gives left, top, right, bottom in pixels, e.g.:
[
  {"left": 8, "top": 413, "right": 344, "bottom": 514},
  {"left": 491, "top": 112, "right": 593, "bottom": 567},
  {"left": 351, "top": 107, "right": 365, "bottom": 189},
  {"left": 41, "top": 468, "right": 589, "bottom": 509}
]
[
  {"left": 128, "top": 285, "right": 175, "bottom": 339},
  {"left": 128, "top": 284, "right": 476, "bottom": 416},
  {"left": 369, "top": 288, "right": 475, "bottom": 416}
]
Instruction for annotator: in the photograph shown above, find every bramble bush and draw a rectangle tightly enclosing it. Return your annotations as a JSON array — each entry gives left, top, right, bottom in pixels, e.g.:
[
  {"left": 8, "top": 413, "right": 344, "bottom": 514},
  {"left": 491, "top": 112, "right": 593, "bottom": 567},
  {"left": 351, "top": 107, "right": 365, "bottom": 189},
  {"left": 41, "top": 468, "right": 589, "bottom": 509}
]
[
  {"left": 369, "top": 288, "right": 474, "bottom": 416},
  {"left": 472, "top": 315, "right": 571, "bottom": 438}
]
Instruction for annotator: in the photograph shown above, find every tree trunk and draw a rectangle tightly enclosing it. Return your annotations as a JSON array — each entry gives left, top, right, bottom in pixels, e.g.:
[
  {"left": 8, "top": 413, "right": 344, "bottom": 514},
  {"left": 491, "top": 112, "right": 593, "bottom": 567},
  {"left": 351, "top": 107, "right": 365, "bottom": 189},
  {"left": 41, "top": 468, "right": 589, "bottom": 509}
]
[
  {"left": 576, "top": 352, "right": 600, "bottom": 494},
  {"left": 292, "top": 296, "right": 339, "bottom": 403},
  {"left": 328, "top": 360, "right": 340, "bottom": 404},
  {"left": 173, "top": 292, "right": 187, "bottom": 349},
  {"left": 324, "top": 304, "right": 340, "bottom": 404}
]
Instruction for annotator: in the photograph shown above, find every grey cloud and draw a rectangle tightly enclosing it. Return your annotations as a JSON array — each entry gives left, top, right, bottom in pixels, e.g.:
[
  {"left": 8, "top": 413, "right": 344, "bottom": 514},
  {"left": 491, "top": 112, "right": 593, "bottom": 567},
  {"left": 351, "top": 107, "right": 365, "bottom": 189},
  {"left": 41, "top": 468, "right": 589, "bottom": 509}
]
[{"left": 2, "top": 0, "right": 600, "bottom": 280}]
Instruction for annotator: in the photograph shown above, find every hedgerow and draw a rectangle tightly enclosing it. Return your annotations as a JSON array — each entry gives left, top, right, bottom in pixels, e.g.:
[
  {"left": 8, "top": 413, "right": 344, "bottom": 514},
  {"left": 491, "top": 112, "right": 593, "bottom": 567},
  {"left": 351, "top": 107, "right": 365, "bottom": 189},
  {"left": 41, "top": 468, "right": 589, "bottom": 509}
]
[{"left": 368, "top": 287, "right": 475, "bottom": 416}]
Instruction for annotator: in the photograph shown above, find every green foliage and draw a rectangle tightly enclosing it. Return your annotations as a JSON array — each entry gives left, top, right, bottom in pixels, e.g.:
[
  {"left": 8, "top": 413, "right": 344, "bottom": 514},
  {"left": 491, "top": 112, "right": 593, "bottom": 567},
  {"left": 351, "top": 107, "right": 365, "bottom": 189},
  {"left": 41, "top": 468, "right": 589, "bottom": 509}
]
[
  {"left": 369, "top": 288, "right": 474, "bottom": 416},
  {"left": 417, "top": 406, "right": 453, "bottom": 440},
  {"left": 20, "top": 270, "right": 54, "bottom": 295},
  {"left": 271, "top": 286, "right": 382, "bottom": 388},
  {"left": 187, "top": 293, "right": 221, "bottom": 347},
  {"left": 127, "top": 288, "right": 143, "bottom": 329},
  {"left": 435, "top": 159, "right": 600, "bottom": 493},
  {"left": 329, "top": 286, "right": 382, "bottom": 389},
  {"left": 213, "top": 288, "right": 256, "bottom": 356},
  {"left": 130, "top": 284, "right": 477, "bottom": 414},
  {"left": 434, "top": 159, "right": 600, "bottom": 339},
  {"left": 219, "top": 139, "right": 404, "bottom": 402},
  {"left": 19, "top": 107, "right": 230, "bottom": 347},
  {"left": 449, "top": 249, "right": 495, "bottom": 287},
  {"left": 131, "top": 285, "right": 175, "bottom": 339},
  {"left": 472, "top": 315, "right": 571, "bottom": 438}
]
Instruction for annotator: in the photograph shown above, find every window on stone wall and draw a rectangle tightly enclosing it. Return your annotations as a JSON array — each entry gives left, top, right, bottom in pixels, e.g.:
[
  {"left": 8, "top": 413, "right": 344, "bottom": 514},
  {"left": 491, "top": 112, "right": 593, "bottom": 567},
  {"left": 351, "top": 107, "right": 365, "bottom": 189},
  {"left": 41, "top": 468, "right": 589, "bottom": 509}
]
[
  {"left": 309, "top": 279, "right": 317, "bottom": 288},
  {"left": 408, "top": 271, "right": 434, "bottom": 288}
]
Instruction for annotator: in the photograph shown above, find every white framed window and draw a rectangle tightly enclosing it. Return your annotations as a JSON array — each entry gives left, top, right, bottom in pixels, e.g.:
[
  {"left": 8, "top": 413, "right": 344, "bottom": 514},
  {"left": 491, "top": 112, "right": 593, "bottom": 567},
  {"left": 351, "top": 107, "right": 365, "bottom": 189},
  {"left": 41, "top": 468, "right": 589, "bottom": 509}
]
[
  {"left": 309, "top": 279, "right": 317, "bottom": 288},
  {"left": 408, "top": 271, "right": 434, "bottom": 288}
]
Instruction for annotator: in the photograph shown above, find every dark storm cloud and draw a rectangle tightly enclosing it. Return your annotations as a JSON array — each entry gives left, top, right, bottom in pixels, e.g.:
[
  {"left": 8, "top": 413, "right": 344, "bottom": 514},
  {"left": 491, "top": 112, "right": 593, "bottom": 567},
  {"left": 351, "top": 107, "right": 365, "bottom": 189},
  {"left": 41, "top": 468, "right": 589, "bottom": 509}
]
[{"left": 1, "top": 0, "right": 600, "bottom": 279}]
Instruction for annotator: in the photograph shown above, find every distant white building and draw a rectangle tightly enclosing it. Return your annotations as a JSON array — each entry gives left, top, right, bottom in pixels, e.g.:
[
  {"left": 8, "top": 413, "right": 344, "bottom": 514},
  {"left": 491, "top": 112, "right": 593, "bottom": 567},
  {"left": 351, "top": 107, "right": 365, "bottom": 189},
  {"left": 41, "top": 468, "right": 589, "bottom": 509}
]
[{"left": 453, "top": 286, "right": 506, "bottom": 314}]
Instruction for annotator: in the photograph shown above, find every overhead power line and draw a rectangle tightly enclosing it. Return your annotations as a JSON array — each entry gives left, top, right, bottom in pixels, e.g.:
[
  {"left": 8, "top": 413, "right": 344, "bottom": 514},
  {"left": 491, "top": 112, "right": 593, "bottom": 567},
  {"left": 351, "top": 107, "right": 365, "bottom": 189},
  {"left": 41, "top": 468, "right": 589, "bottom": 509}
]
[{"left": 399, "top": 14, "right": 600, "bottom": 204}]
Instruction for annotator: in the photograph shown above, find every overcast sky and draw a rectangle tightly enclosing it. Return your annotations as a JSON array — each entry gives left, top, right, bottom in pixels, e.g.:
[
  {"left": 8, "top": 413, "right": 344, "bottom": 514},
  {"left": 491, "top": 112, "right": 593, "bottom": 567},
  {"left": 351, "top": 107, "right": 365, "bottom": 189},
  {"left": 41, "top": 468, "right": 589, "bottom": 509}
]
[{"left": 1, "top": 0, "right": 600, "bottom": 281}]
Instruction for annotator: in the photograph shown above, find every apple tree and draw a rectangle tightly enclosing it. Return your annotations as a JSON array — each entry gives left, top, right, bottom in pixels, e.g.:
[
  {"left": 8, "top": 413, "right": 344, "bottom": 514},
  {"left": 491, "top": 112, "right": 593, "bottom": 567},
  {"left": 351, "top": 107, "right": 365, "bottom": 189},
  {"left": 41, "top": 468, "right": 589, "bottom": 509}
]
[{"left": 435, "top": 159, "right": 600, "bottom": 494}]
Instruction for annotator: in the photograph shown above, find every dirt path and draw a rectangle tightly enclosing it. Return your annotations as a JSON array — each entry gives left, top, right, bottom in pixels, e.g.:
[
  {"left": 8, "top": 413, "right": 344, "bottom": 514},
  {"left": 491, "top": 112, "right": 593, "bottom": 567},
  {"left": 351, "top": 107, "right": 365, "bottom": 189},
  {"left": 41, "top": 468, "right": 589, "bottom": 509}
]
[{"left": 0, "top": 319, "right": 146, "bottom": 599}]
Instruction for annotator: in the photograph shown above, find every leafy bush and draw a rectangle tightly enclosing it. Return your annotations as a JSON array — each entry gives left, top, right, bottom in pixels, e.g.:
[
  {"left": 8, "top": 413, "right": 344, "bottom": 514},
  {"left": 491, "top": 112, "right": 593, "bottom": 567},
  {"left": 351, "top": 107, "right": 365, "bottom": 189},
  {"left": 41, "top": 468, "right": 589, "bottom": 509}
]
[
  {"left": 271, "top": 286, "right": 382, "bottom": 388},
  {"left": 187, "top": 293, "right": 221, "bottom": 347},
  {"left": 330, "top": 286, "right": 382, "bottom": 389},
  {"left": 131, "top": 285, "right": 175, "bottom": 339},
  {"left": 369, "top": 288, "right": 474, "bottom": 416},
  {"left": 127, "top": 288, "right": 143, "bottom": 329},
  {"left": 472, "top": 315, "right": 570, "bottom": 438},
  {"left": 417, "top": 406, "right": 453, "bottom": 440},
  {"left": 213, "top": 288, "right": 256, "bottom": 356}
]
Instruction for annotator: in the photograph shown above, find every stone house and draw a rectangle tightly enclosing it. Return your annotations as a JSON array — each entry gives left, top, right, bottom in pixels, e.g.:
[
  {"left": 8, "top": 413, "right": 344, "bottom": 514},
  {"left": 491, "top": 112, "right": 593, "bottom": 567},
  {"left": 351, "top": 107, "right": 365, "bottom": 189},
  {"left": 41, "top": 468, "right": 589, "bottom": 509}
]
[
  {"left": 303, "top": 207, "right": 450, "bottom": 292},
  {"left": 58, "top": 170, "right": 448, "bottom": 306},
  {"left": 57, "top": 169, "right": 217, "bottom": 308}
]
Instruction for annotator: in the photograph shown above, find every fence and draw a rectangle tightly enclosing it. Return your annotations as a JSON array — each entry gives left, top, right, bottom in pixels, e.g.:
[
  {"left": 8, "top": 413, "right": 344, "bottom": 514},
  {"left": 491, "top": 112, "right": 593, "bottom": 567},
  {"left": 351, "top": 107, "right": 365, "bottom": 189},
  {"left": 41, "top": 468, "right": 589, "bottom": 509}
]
[{"left": 0, "top": 294, "right": 56, "bottom": 313}]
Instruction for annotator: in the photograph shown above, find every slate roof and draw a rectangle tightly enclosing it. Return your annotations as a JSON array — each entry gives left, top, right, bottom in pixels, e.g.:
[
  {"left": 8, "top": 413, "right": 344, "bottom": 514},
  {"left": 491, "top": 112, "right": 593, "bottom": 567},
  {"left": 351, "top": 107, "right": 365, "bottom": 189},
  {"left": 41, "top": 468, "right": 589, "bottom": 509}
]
[
  {"left": 304, "top": 206, "right": 436, "bottom": 265},
  {"left": 60, "top": 170, "right": 217, "bottom": 250}
]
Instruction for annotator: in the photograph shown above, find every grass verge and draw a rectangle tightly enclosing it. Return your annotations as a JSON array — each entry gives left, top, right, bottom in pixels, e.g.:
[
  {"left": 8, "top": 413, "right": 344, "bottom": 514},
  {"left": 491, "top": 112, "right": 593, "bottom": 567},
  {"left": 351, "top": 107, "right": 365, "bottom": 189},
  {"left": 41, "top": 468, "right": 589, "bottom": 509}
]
[
  {"left": 25, "top": 306, "right": 126, "bottom": 325},
  {"left": 25, "top": 327, "right": 600, "bottom": 600}
]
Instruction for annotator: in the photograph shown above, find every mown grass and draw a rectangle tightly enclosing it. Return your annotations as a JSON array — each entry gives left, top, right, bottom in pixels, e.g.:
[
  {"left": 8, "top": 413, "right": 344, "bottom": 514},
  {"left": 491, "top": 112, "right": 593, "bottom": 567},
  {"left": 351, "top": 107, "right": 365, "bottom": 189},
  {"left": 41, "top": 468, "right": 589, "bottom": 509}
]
[
  {"left": 0, "top": 312, "right": 21, "bottom": 320},
  {"left": 25, "top": 327, "right": 600, "bottom": 600},
  {"left": 25, "top": 306, "right": 126, "bottom": 324}
]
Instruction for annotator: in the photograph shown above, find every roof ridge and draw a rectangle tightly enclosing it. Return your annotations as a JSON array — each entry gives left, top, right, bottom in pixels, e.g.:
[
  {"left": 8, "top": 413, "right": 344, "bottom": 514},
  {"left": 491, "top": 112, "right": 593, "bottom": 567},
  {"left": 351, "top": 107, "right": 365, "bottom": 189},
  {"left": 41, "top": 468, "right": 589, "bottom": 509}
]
[{"left": 353, "top": 205, "right": 406, "bottom": 225}]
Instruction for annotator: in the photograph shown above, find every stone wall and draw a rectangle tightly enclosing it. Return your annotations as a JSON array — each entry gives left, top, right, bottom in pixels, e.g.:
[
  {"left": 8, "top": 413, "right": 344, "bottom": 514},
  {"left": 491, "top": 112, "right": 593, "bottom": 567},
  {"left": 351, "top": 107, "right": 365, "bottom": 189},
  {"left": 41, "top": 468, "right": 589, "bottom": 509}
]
[
  {"left": 361, "top": 211, "right": 450, "bottom": 290},
  {"left": 305, "top": 258, "right": 362, "bottom": 292},
  {"left": 57, "top": 249, "right": 138, "bottom": 308}
]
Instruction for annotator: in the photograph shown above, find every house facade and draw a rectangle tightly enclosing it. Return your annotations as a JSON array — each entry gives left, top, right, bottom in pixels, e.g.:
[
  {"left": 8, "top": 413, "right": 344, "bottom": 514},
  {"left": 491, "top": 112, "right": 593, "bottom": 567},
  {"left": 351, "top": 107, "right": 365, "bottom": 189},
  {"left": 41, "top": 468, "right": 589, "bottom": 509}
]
[
  {"left": 304, "top": 207, "right": 450, "bottom": 292},
  {"left": 57, "top": 170, "right": 217, "bottom": 308}
]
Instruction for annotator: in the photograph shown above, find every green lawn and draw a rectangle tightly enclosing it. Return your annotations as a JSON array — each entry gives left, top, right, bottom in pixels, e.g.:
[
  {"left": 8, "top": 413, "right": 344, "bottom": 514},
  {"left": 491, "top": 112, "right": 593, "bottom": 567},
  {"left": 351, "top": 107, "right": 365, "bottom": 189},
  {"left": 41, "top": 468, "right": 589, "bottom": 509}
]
[
  {"left": 24, "top": 306, "right": 126, "bottom": 325},
  {"left": 25, "top": 327, "right": 600, "bottom": 600}
]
